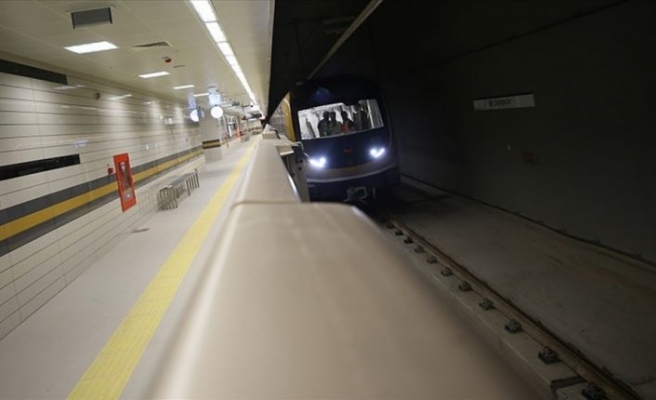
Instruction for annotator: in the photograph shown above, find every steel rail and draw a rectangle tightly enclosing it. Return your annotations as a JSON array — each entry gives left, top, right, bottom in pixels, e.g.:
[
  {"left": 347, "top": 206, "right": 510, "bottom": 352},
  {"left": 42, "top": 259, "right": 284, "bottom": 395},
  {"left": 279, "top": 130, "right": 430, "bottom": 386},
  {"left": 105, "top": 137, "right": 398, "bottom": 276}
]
[{"left": 379, "top": 213, "right": 640, "bottom": 400}]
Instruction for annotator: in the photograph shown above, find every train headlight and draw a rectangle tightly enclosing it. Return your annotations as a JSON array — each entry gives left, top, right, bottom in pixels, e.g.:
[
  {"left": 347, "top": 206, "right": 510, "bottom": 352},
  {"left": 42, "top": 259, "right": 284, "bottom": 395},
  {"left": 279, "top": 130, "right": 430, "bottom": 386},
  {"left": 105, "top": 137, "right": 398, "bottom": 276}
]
[
  {"left": 309, "top": 156, "right": 327, "bottom": 168},
  {"left": 369, "top": 147, "right": 386, "bottom": 159}
]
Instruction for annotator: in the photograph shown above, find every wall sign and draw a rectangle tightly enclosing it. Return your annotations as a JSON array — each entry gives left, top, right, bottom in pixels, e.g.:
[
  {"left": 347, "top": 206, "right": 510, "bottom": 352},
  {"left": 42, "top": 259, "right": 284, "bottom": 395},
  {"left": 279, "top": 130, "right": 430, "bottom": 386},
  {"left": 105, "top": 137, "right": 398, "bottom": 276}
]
[
  {"left": 113, "top": 153, "right": 137, "bottom": 211},
  {"left": 473, "top": 93, "right": 535, "bottom": 111}
]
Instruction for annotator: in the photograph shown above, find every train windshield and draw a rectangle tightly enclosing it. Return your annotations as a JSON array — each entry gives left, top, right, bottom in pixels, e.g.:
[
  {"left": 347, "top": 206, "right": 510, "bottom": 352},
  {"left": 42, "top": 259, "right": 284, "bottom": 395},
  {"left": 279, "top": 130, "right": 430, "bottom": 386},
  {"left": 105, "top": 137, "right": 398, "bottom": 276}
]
[{"left": 297, "top": 99, "right": 384, "bottom": 140}]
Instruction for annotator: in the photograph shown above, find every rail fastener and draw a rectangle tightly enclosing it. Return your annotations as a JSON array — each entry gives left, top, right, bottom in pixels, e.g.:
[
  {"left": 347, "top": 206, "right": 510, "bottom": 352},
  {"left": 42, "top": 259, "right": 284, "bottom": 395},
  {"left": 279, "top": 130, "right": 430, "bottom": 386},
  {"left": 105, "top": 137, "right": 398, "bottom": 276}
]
[
  {"left": 581, "top": 382, "right": 608, "bottom": 400},
  {"left": 504, "top": 319, "right": 522, "bottom": 334},
  {"left": 479, "top": 298, "right": 494, "bottom": 310},
  {"left": 538, "top": 346, "right": 560, "bottom": 364}
]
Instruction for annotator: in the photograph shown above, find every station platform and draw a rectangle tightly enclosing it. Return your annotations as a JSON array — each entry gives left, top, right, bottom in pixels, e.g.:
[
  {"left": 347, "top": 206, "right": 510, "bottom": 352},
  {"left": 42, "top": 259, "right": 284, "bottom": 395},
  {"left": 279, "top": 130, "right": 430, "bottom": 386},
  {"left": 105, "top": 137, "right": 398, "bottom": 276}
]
[
  {"left": 0, "top": 137, "right": 257, "bottom": 399},
  {"left": 5, "top": 131, "right": 650, "bottom": 399},
  {"left": 0, "top": 134, "right": 542, "bottom": 400}
]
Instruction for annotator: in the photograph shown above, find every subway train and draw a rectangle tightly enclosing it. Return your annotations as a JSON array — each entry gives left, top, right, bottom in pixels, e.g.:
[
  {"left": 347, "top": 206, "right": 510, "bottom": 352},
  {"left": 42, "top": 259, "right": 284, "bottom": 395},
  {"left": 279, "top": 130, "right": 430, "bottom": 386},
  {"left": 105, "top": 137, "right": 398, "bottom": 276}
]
[{"left": 270, "top": 75, "right": 400, "bottom": 201}]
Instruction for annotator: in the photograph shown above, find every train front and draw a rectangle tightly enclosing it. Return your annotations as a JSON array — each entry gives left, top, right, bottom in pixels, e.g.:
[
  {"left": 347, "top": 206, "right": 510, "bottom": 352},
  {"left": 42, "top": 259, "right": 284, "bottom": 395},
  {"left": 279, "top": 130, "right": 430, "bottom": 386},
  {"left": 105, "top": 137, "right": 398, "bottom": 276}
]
[{"left": 290, "top": 76, "right": 400, "bottom": 201}]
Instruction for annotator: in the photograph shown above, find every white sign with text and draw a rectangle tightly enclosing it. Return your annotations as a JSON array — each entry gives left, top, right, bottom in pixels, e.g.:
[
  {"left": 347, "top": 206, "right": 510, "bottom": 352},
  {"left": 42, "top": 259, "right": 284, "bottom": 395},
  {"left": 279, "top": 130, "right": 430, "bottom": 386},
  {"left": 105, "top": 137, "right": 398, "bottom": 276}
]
[{"left": 473, "top": 94, "right": 535, "bottom": 111}]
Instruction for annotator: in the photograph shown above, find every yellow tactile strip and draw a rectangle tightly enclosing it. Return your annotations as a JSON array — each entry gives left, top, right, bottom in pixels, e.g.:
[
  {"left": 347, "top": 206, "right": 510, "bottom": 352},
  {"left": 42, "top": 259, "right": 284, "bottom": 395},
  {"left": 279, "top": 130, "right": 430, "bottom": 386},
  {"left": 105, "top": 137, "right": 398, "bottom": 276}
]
[{"left": 66, "top": 140, "right": 257, "bottom": 400}]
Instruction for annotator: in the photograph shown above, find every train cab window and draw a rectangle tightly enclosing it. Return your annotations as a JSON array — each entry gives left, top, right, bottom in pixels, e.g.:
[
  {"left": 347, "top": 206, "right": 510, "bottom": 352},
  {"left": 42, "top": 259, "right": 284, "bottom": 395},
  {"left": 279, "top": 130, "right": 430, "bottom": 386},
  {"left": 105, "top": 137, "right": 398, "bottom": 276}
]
[{"left": 298, "top": 99, "right": 383, "bottom": 139}]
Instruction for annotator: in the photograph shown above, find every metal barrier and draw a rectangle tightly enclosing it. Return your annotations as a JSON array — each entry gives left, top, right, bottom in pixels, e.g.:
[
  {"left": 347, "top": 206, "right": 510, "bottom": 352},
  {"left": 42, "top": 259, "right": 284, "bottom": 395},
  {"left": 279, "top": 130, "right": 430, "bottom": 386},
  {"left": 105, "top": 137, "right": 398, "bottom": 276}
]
[
  {"left": 146, "top": 137, "right": 538, "bottom": 399},
  {"left": 157, "top": 170, "right": 200, "bottom": 210}
]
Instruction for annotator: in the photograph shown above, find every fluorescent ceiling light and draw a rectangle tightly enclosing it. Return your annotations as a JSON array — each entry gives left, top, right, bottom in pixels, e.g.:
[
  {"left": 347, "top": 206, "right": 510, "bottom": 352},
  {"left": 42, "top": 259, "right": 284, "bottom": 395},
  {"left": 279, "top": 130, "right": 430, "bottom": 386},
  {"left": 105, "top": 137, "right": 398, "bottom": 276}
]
[
  {"left": 109, "top": 94, "right": 132, "bottom": 100},
  {"left": 174, "top": 84, "right": 195, "bottom": 90},
  {"left": 53, "top": 84, "right": 84, "bottom": 90},
  {"left": 206, "top": 22, "right": 226, "bottom": 42},
  {"left": 190, "top": 0, "right": 216, "bottom": 22},
  {"left": 225, "top": 55, "right": 238, "bottom": 66},
  {"left": 218, "top": 42, "right": 234, "bottom": 56},
  {"left": 189, "top": 0, "right": 257, "bottom": 109},
  {"left": 193, "top": 92, "right": 209, "bottom": 97},
  {"left": 65, "top": 41, "right": 117, "bottom": 54},
  {"left": 139, "top": 71, "right": 169, "bottom": 79}
]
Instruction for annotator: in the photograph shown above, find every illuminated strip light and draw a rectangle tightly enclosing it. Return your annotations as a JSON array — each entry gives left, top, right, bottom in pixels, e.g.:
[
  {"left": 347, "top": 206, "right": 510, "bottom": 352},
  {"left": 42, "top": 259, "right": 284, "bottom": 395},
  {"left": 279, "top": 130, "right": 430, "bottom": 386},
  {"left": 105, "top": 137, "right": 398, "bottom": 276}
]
[
  {"left": 139, "top": 71, "right": 169, "bottom": 79},
  {"left": 65, "top": 41, "right": 117, "bottom": 54},
  {"left": 190, "top": 0, "right": 216, "bottom": 22},
  {"left": 206, "top": 22, "right": 226, "bottom": 42},
  {"left": 218, "top": 42, "right": 234, "bottom": 56},
  {"left": 108, "top": 94, "right": 132, "bottom": 100},
  {"left": 188, "top": 0, "right": 258, "bottom": 105},
  {"left": 224, "top": 55, "right": 238, "bottom": 67}
]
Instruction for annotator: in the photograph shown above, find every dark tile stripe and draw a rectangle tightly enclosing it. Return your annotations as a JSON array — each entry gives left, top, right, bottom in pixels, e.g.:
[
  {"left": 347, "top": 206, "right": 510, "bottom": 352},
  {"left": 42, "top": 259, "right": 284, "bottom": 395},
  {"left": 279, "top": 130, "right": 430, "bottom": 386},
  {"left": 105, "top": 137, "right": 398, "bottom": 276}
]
[{"left": 0, "top": 59, "right": 68, "bottom": 85}]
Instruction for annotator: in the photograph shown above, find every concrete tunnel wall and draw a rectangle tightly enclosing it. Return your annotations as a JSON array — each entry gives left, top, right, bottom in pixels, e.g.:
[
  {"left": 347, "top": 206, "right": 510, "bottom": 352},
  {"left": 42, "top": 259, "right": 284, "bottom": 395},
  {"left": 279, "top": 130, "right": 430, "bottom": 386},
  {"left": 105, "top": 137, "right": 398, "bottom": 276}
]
[{"left": 319, "top": 1, "right": 656, "bottom": 264}]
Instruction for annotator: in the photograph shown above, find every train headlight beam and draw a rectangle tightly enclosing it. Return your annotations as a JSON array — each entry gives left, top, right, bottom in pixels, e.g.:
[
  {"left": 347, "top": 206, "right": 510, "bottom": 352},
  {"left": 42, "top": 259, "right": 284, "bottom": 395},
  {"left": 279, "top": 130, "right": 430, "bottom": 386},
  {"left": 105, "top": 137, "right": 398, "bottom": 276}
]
[
  {"left": 309, "top": 157, "right": 327, "bottom": 168},
  {"left": 370, "top": 147, "right": 385, "bottom": 159}
]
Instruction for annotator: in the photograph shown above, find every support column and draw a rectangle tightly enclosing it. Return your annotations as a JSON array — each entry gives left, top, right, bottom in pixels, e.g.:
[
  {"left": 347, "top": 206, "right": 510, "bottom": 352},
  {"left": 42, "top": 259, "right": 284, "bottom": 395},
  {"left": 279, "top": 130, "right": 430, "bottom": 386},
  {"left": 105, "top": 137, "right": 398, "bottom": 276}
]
[{"left": 199, "top": 116, "right": 223, "bottom": 162}]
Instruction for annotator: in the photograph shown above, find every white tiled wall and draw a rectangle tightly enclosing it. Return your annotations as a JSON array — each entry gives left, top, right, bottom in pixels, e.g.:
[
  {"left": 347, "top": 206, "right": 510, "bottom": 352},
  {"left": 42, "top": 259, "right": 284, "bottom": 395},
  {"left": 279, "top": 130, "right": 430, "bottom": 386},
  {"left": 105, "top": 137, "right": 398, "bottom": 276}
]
[{"left": 0, "top": 69, "right": 204, "bottom": 338}]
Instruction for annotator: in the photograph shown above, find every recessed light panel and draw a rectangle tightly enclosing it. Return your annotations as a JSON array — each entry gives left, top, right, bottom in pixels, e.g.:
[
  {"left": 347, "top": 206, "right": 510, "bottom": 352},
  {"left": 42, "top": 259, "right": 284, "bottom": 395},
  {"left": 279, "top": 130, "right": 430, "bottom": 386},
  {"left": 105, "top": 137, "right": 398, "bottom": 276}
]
[
  {"left": 224, "top": 55, "right": 238, "bottom": 67},
  {"left": 218, "top": 42, "right": 234, "bottom": 56},
  {"left": 65, "top": 41, "right": 117, "bottom": 54},
  {"left": 190, "top": 0, "right": 216, "bottom": 22},
  {"left": 188, "top": 0, "right": 258, "bottom": 105},
  {"left": 109, "top": 94, "right": 132, "bottom": 100},
  {"left": 174, "top": 84, "right": 195, "bottom": 90},
  {"left": 206, "top": 22, "right": 226, "bottom": 42},
  {"left": 139, "top": 71, "right": 170, "bottom": 79}
]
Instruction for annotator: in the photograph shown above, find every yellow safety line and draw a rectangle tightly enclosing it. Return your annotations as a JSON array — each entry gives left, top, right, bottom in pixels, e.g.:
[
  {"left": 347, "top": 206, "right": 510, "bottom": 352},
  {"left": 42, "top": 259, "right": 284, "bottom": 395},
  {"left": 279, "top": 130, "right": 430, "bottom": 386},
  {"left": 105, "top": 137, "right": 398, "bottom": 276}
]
[{"left": 66, "top": 139, "right": 258, "bottom": 400}]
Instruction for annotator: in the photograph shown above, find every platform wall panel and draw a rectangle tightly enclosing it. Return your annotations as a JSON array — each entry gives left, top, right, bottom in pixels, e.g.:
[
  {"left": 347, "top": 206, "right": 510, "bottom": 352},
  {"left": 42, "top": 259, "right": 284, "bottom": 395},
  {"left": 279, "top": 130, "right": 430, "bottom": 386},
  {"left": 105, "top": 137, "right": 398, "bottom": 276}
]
[{"left": 0, "top": 63, "right": 204, "bottom": 339}]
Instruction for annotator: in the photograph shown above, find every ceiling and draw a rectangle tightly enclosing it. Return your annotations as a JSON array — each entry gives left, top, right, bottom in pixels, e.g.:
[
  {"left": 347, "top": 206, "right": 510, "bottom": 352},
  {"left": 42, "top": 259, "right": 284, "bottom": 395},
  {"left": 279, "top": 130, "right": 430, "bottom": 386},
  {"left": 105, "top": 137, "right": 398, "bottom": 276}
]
[
  {"left": 0, "top": 0, "right": 274, "bottom": 111},
  {"left": 267, "top": 0, "right": 371, "bottom": 116},
  {"left": 1, "top": 1, "right": 618, "bottom": 118},
  {"left": 266, "top": 0, "right": 624, "bottom": 116}
]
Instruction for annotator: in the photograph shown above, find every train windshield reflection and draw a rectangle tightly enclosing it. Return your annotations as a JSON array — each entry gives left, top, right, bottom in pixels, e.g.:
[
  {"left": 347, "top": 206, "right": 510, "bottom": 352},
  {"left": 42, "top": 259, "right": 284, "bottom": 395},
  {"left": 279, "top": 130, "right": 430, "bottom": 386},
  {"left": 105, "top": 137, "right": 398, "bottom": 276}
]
[{"left": 297, "top": 99, "right": 383, "bottom": 140}]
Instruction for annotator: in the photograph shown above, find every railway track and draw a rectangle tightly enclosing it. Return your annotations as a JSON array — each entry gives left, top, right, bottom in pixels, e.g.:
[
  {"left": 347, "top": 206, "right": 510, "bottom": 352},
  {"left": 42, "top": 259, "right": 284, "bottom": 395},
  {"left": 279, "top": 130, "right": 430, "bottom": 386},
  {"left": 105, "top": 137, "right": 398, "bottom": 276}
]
[{"left": 375, "top": 212, "right": 639, "bottom": 400}]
